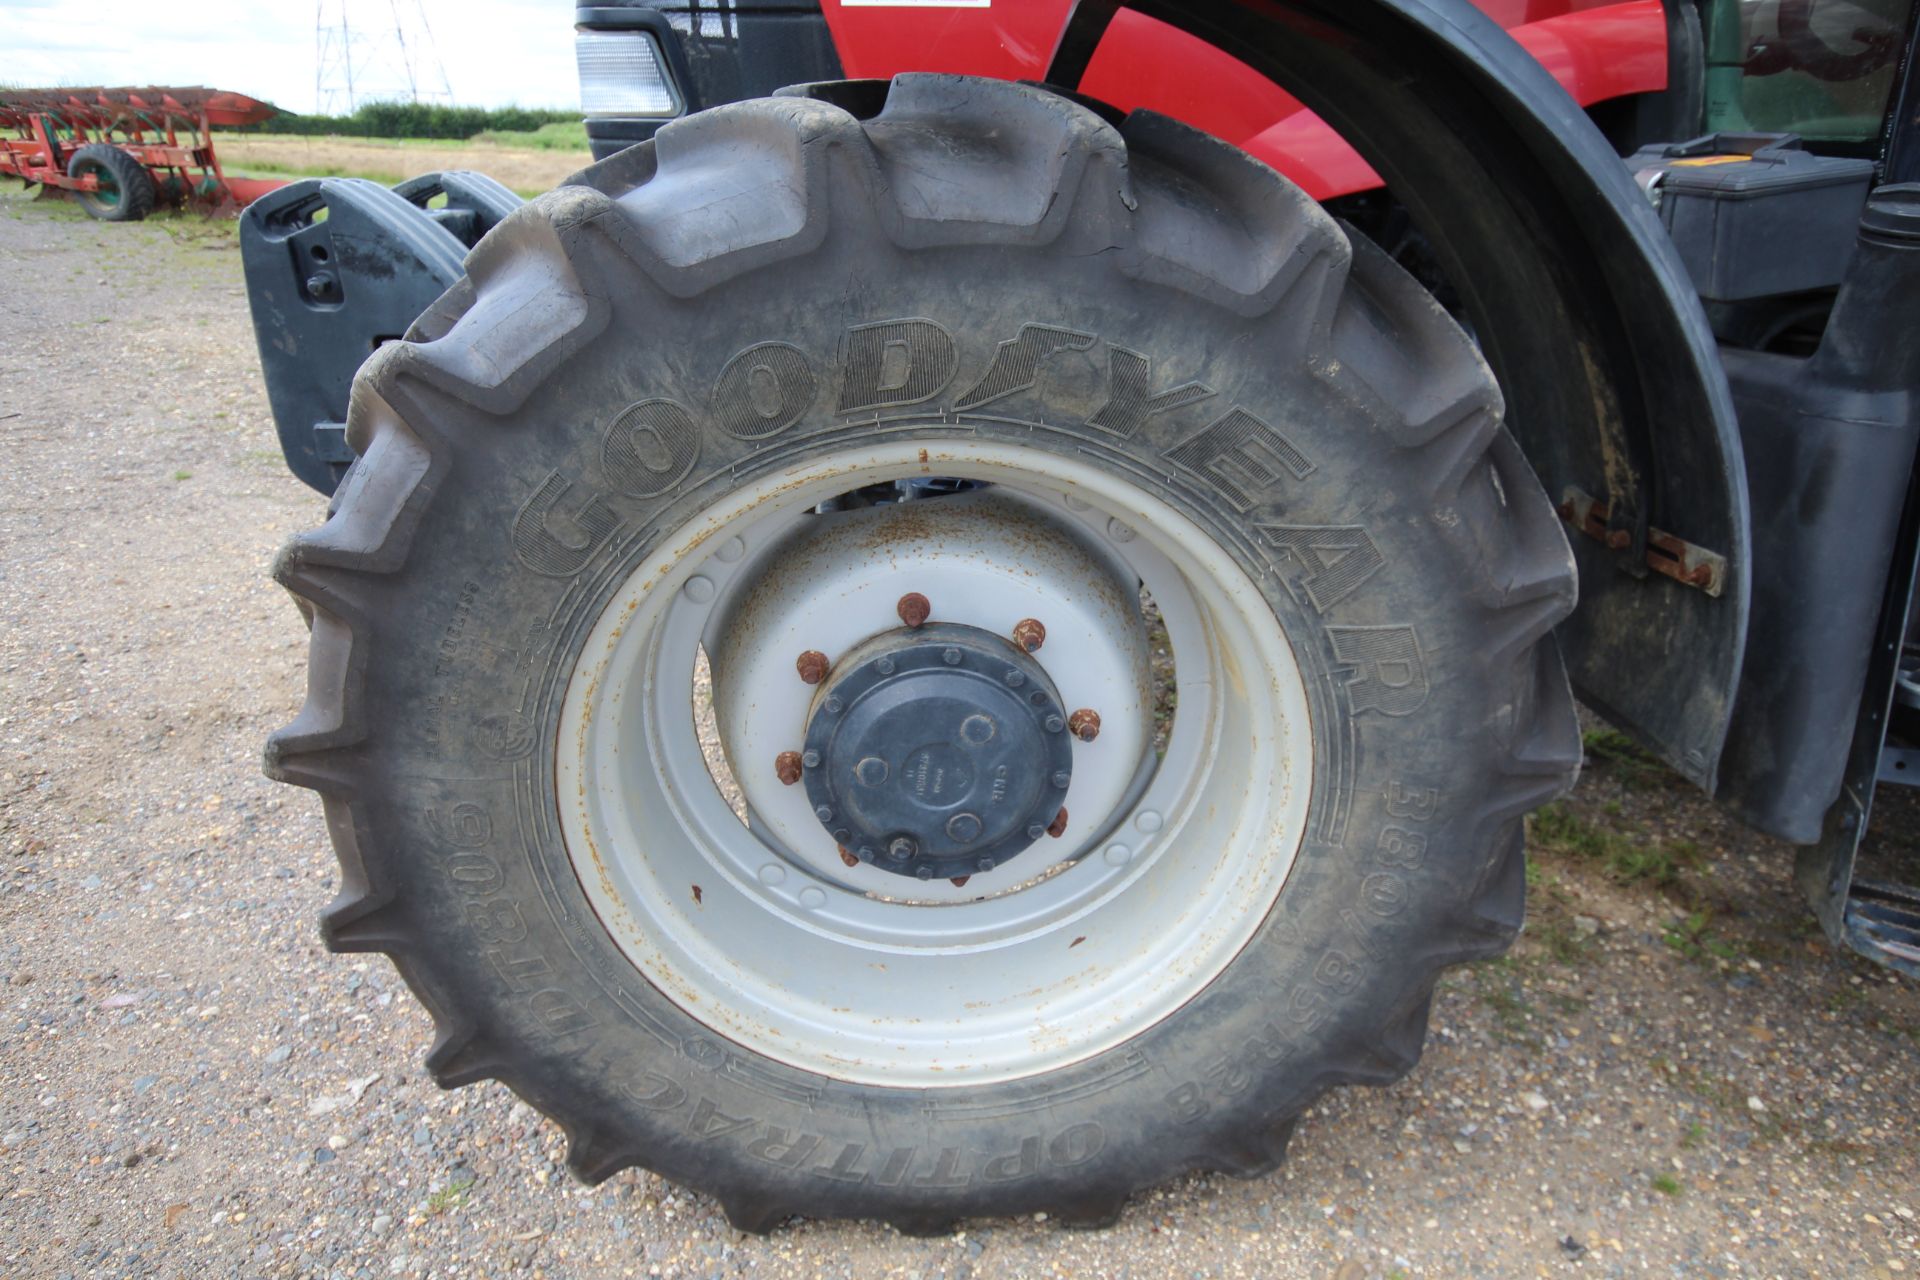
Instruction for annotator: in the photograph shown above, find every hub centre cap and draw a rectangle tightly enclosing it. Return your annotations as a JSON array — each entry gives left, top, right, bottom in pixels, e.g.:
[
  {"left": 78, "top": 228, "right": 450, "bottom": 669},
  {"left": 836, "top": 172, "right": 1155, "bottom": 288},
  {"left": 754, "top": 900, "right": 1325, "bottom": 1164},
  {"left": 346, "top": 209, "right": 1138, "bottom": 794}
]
[{"left": 800, "top": 622, "right": 1073, "bottom": 881}]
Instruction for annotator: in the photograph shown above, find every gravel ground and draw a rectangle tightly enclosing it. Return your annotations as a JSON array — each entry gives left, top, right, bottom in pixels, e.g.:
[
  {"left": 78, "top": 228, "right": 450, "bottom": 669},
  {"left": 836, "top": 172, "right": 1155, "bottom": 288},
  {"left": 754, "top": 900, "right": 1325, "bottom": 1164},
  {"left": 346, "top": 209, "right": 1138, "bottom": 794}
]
[{"left": 2, "top": 190, "right": 1917, "bottom": 1279}]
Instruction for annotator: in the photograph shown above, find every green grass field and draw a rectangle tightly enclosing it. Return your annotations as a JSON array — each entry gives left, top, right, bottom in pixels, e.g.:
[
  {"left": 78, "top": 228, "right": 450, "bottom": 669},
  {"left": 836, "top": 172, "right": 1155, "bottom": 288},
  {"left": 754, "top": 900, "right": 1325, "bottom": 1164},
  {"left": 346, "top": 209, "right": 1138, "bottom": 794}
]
[
  {"left": 470, "top": 120, "right": 590, "bottom": 151},
  {"left": 210, "top": 130, "right": 592, "bottom": 199}
]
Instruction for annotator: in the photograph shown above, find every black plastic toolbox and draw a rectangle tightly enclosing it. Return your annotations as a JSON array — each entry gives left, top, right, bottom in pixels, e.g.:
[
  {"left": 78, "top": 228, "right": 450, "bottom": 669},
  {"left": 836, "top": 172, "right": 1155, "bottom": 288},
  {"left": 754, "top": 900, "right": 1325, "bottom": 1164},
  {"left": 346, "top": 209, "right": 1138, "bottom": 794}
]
[{"left": 1628, "top": 133, "right": 1876, "bottom": 302}]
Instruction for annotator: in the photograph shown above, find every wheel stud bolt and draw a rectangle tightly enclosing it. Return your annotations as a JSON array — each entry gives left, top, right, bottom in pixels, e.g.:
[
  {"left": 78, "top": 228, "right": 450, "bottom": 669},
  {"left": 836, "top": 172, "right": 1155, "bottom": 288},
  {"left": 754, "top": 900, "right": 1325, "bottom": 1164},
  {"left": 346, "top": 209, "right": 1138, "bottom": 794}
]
[
  {"left": 950, "top": 875, "right": 971, "bottom": 888},
  {"left": 1012, "top": 618, "right": 1046, "bottom": 652},
  {"left": 1068, "top": 708, "right": 1102, "bottom": 742},
  {"left": 1026, "top": 823, "right": 1046, "bottom": 841},
  {"left": 776, "top": 751, "right": 804, "bottom": 786},
  {"left": 802, "top": 749, "right": 821, "bottom": 769},
  {"left": 795, "top": 650, "right": 830, "bottom": 685},
  {"left": 837, "top": 845, "right": 859, "bottom": 868},
  {"left": 896, "top": 592, "right": 932, "bottom": 628},
  {"left": 1044, "top": 714, "right": 1065, "bottom": 734},
  {"left": 1047, "top": 807, "right": 1069, "bottom": 839},
  {"left": 1052, "top": 770, "right": 1070, "bottom": 790},
  {"left": 888, "top": 837, "right": 917, "bottom": 861}
]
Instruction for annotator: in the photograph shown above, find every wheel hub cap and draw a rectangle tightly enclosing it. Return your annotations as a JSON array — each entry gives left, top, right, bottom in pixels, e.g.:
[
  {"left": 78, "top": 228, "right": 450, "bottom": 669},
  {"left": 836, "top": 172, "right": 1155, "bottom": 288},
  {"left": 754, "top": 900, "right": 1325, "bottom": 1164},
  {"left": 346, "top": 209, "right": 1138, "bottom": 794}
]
[{"left": 801, "top": 623, "right": 1073, "bottom": 880}]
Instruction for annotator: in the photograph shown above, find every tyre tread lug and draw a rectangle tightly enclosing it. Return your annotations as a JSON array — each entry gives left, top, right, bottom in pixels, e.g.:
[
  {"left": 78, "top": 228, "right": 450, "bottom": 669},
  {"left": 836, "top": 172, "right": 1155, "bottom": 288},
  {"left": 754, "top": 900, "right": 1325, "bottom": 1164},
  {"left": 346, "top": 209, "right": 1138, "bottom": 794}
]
[
  {"left": 863, "top": 74, "right": 1128, "bottom": 249},
  {"left": 1120, "top": 109, "right": 1352, "bottom": 319},
  {"left": 560, "top": 1121, "right": 637, "bottom": 1185},
  {"left": 422, "top": 1021, "right": 500, "bottom": 1089},
  {"left": 583, "top": 97, "right": 870, "bottom": 296}
]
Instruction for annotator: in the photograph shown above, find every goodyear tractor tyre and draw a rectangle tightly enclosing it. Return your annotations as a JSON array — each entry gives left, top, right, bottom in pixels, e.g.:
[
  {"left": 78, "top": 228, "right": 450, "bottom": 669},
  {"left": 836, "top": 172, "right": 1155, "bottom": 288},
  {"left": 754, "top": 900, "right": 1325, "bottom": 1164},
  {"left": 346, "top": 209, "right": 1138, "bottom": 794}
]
[
  {"left": 66, "top": 143, "right": 156, "bottom": 222},
  {"left": 267, "top": 75, "right": 1581, "bottom": 1232}
]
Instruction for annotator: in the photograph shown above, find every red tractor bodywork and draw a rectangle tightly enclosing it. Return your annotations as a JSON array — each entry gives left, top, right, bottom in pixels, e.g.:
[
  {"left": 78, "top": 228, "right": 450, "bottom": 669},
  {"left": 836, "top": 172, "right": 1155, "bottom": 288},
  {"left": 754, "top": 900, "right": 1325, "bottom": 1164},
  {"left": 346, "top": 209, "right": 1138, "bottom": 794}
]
[{"left": 819, "top": 0, "right": 1669, "bottom": 200}]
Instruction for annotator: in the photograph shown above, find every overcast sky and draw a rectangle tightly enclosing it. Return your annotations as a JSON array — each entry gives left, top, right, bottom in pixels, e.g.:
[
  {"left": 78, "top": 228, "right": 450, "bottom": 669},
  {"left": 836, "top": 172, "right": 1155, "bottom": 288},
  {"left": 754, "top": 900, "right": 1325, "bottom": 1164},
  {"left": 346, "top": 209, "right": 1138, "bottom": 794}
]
[{"left": 4, "top": 0, "right": 580, "bottom": 115}]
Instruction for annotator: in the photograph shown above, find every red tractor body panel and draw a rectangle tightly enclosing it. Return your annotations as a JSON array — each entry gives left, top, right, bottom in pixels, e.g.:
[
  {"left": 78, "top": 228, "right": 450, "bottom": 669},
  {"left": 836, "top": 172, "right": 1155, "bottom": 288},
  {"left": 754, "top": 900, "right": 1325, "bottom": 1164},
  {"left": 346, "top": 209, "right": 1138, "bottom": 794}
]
[{"left": 821, "top": 0, "right": 1668, "bottom": 199}]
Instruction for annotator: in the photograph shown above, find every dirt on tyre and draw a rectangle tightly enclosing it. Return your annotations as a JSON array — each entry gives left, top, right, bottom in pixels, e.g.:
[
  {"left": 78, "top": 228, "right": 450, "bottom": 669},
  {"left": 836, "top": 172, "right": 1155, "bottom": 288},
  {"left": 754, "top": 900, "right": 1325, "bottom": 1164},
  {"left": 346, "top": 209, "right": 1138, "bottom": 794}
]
[
  {"left": 65, "top": 143, "right": 156, "bottom": 222},
  {"left": 267, "top": 75, "right": 1581, "bottom": 1232}
]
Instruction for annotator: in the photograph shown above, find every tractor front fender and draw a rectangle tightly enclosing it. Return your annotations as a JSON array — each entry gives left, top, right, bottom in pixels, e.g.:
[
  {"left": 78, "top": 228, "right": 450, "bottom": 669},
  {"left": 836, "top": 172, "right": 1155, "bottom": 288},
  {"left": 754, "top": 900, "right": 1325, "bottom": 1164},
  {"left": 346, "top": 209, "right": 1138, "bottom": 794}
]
[{"left": 1057, "top": 0, "right": 1750, "bottom": 788}]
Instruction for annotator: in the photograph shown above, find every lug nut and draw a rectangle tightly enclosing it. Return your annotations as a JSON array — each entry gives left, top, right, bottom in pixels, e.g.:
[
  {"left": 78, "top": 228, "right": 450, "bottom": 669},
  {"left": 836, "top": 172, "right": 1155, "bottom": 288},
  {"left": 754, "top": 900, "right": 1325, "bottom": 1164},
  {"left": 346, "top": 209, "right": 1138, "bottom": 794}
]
[
  {"left": 837, "top": 845, "right": 859, "bottom": 868},
  {"left": 1026, "top": 823, "right": 1047, "bottom": 841},
  {"left": 802, "top": 749, "right": 822, "bottom": 769},
  {"left": 1052, "top": 770, "right": 1071, "bottom": 789},
  {"left": 1606, "top": 529, "right": 1632, "bottom": 551},
  {"left": 1068, "top": 708, "right": 1102, "bottom": 742},
  {"left": 776, "top": 751, "right": 804, "bottom": 786},
  {"left": 896, "top": 592, "right": 931, "bottom": 628},
  {"left": 950, "top": 875, "right": 971, "bottom": 888},
  {"left": 1012, "top": 618, "right": 1046, "bottom": 652},
  {"left": 795, "top": 650, "right": 830, "bottom": 685},
  {"left": 1047, "top": 807, "right": 1069, "bottom": 838}
]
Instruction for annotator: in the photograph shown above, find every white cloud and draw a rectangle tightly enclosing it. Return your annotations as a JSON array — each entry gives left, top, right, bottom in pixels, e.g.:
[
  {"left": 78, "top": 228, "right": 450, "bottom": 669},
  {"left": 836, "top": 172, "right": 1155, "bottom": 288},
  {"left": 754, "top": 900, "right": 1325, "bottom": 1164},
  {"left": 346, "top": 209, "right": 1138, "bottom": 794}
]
[{"left": 4, "top": 0, "right": 578, "bottom": 114}]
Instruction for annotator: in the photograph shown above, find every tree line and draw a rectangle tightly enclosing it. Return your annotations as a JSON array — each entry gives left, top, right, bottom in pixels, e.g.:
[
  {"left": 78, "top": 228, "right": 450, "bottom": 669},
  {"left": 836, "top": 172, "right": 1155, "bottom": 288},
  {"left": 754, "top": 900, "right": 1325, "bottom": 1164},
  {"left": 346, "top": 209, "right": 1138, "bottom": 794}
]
[{"left": 241, "top": 102, "right": 578, "bottom": 140}]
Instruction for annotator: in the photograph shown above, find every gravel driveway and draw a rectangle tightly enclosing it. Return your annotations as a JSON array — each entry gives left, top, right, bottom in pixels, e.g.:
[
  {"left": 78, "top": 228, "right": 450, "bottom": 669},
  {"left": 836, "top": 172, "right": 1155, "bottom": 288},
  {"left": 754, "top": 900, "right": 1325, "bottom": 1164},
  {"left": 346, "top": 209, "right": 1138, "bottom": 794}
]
[{"left": 2, "top": 191, "right": 1916, "bottom": 1279}]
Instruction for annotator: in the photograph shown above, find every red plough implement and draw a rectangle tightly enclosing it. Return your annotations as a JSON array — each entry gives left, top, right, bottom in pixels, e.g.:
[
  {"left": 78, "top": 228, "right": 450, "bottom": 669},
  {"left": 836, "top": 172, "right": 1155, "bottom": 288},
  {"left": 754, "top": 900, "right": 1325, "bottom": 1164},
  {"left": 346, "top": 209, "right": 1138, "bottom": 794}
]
[{"left": 0, "top": 86, "right": 287, "bottom": 220}]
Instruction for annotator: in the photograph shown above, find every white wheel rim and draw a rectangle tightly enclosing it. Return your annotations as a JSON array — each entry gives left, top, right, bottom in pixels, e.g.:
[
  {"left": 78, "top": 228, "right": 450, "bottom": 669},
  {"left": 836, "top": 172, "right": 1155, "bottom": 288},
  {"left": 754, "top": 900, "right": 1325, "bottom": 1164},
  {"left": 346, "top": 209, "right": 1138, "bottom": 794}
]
[
  {"left": 557, "top": 440, "right": 1314, "bottom": 1086},
  {"left": 705, "top": 485, "right": 1158, "bottom": 903}
]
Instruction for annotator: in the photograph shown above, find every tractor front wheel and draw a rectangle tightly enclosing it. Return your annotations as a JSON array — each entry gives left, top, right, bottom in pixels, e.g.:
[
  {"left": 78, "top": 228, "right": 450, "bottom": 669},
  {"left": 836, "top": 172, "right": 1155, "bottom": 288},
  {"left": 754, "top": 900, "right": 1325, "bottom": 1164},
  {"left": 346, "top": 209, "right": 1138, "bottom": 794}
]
[{"left": 267, "top": 75, "right": 1581, "bottom": 1231}]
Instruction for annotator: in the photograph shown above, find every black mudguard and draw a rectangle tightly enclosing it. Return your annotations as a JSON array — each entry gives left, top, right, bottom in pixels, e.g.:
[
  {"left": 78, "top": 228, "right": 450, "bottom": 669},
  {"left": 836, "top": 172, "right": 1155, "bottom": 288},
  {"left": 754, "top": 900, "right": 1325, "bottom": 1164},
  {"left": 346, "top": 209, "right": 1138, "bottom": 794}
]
[{"left": 1054, "top": 0, "right": 1752, "bottom": 789}]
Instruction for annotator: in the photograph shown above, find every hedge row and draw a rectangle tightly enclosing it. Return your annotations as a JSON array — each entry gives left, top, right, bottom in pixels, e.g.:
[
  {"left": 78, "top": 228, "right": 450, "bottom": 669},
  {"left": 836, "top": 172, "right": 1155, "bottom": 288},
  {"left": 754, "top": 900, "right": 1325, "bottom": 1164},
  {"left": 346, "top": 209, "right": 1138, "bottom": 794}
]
[{"left": 243, "top": 102, "right": 578, "bottom": 140}]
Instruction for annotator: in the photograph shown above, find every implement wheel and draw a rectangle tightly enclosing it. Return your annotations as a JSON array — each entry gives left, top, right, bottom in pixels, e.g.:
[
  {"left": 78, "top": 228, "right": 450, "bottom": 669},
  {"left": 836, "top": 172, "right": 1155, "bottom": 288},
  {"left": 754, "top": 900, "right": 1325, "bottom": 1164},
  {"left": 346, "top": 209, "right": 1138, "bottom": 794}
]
[
  {"left": 267, "top": 76, "right": 1581, "bottom": 1231},
  {"left": 66, "top": 143, "right": 156, "bottom": 222}
]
